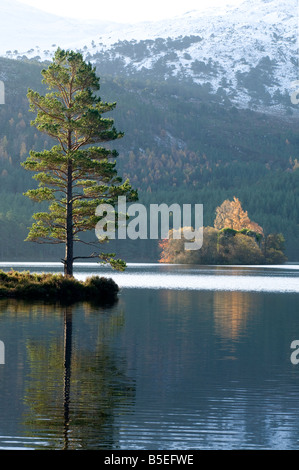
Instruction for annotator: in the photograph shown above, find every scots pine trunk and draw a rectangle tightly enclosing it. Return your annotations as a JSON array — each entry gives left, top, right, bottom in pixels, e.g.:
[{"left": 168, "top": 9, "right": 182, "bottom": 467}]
[
  {"left": 65, "top": 157, "right": 73, "bottom": 276},
  {"left": 64, "top": 118, "right": 73, "bottom": 276}
]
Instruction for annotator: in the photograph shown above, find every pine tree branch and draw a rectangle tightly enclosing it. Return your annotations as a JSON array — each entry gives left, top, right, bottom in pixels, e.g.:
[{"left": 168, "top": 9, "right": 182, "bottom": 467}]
[{"left": 72, "top": 252, "right": 101, "bottom": 261}]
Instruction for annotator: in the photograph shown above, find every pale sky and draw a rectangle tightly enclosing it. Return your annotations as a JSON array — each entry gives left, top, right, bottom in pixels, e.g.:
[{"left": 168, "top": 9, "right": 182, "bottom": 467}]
[{"left": 16, "top": 0, "right": 244, "bottom": 23}]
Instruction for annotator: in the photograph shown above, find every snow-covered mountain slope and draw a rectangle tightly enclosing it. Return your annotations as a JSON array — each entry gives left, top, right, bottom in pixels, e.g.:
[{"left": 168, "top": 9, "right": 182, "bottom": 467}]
[
  {"left": 87, "top": 0, "right": 298, "bottom": 114},
  {"left": 0, "top": 0, "right": 298, "bottom": 115}
]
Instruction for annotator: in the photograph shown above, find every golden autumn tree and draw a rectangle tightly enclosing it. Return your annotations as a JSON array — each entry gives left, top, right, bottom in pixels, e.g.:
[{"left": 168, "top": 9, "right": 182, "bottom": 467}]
[{"left": 214, "top": 197, "right": 264, "bottom": 235}]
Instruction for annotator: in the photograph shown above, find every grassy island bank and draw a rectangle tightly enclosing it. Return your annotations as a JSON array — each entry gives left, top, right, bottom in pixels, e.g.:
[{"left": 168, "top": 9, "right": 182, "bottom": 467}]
[{"left": 0, "top": 270, "right": 119, "bottom": 305}]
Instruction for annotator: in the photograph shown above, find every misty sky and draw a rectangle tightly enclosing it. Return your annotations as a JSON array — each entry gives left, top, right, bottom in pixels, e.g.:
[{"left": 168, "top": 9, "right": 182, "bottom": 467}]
[{"left": 16, "top": 0, "right": 245, "bottom": 23}]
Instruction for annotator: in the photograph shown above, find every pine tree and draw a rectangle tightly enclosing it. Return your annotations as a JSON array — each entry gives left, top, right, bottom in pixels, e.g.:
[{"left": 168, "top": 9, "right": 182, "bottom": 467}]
[{"left": 22, "top": 48, "right": 137, "bottom": 276}]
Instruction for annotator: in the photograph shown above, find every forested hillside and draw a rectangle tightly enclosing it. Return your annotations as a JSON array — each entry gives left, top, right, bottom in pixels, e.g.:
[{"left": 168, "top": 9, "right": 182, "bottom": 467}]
[{"left": 0, "top": 56, "right": 299, "bottom": 262}]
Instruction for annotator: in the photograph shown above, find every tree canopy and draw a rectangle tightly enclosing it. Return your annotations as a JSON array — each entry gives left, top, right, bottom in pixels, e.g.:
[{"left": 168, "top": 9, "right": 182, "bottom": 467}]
[
  {"left": 22, "top": 48, "right": 137, "bottom": 276},
  {"left": 214, "top": 196, "right": 264, "bottom": 235}
]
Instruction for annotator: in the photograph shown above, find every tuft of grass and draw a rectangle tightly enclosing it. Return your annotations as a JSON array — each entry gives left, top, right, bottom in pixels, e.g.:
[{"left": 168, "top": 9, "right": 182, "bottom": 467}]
[{"left": 0, "top": 270, "right": 119, "bottom": 305}]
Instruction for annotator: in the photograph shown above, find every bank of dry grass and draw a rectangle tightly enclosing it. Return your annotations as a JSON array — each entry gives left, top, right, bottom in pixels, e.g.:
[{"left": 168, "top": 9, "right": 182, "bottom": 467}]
[{"left": 0, "top": 270, "right": 119, "bottom": 304}]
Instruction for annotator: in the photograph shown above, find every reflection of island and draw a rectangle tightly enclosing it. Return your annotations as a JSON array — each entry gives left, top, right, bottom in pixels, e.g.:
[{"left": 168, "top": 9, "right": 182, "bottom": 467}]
[
  {"left": 213, "top": 291, "right": 255, "bottom": 341},
  {"left": 22, "top": 302, "right": 135, "bottom": 450}
]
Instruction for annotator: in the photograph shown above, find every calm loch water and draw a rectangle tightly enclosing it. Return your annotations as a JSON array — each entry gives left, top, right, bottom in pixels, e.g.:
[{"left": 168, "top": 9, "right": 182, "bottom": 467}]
[{"left": 0, "top": 262, "right": 299, "bottom": 449}]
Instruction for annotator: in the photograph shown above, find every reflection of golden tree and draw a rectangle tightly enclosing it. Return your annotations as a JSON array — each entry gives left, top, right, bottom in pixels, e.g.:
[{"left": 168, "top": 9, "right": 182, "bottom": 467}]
[
  {"left": 159, "top": 289, "right": 194, "bottom": 312},
  {"left": 213, "top": 291, "right": 253, "bottom": 341},
  {"left": 22, "top": 303, "right": 135, "bottom": 450}
]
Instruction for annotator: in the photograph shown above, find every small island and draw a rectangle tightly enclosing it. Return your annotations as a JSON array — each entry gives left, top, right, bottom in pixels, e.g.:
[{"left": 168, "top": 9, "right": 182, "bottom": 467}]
[
  {"left": 159, "top": 197, "right": 287, "bottom": 265},
  {"left": 0, "top": 270, "right": 119, "bottom": 304}
]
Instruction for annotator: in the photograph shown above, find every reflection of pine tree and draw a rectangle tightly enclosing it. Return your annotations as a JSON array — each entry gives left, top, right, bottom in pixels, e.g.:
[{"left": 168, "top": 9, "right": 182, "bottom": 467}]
[{"left": 22, "top": 303, "right": 135, "bottom": 450}]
